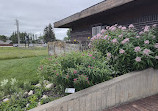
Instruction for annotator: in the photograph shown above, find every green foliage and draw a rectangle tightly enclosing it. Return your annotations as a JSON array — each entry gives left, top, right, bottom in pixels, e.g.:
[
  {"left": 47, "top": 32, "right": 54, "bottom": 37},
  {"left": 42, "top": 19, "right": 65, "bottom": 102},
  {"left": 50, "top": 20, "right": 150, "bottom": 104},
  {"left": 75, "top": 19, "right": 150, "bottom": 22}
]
[
  {"left": 38, "top": 51, "right": 114, "bottom": 91},
  {"left": 43, "top": 23, "right": 56, "bottom": 43},
  {"left": 64, "top": 29, "right": 72, "bottom": 41},
  {"left": 90, "top": 24, "right": 158, "bottom": 74},
  {"left": 0, "top": 35, "right": 7, "bottom": 42}
]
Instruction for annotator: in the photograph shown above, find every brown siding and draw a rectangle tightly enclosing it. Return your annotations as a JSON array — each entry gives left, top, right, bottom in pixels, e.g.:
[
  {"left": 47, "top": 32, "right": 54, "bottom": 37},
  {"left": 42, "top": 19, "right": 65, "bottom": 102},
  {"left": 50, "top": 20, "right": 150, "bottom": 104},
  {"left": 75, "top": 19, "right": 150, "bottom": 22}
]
[{"left": 70, "top": 0, "right": 158, "bottom": 42}]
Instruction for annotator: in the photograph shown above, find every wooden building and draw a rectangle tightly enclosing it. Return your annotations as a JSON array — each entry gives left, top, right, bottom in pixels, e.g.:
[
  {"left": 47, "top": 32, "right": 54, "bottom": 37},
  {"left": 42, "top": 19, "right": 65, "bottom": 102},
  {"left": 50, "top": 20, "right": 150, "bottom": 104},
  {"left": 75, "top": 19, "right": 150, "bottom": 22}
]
[{"left": 54, "top": 0, "right": 158, "bottom": 43}]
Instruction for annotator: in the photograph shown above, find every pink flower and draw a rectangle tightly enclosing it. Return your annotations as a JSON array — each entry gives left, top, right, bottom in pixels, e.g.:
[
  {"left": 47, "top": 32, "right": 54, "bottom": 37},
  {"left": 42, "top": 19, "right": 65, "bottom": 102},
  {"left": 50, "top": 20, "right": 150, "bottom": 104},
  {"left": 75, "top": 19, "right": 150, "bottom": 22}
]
[
  {"left": 136, "top": 36, "right": 140, "bottom": 38},
  {"left": 89, "top": 54, "right": 92, "bottom": 57},
  {"left": 97, "top": 33, "right": 101, "bottom": 37},
  {"left": 143, "top": 49, "right": 151, "bottom": 55},
  {"left": 73, "top": 70, "right": 77, "bottom": 74},
  {"left": 112, "top": 38, "right": 118, "bottom": 43},
  {"left": 139, "top": 31, "right": 144, "bottom": 35},
  {"left": 121, "top": 38, "right": 129, "bottom": 44},
  {"left": 73, "top": 78, "right": 77, "bottom": 81},
  {"left": 92, "top": 57, "right": 95, "bottom": 59},
  {"left": 144, "top": 40, "right": 149, "bottom": 44},
  {"left": 56, "top": 73, "right": 59, "bottom": 76},
  {"left": 118, "top": 26, "right": 122, "bottom": 29},
  {"left": 88, "top": 43, "right": 91, "bottom": 48},
  {"left": 118, "top": 34, "right": 123, "bottom": 38},
  {"left": 135, "top": 57, "right": 141, "bottom": 62},
  {"left": 101, "top": 29, "right": 106, "bottom": 33},
  {"left": 40, "top": 66, "right": 43, "bottom": 70},
  {"left": 104, "top": 35, "right": 108, "bottom": 40},
  {"left": 154, "top": 43, "right": 158, "bottom": 48},
  {"left": 86, "top": 78, "right": 88, "bottom": 80},
  {"left": 134, "top": 46, "right": 141, "bottom": 52},
  {"left": 106, "top": 26, "right": 110, "bottom": 29},
  {"left": 109, "top": 26, "right": 116, "bottom": 31},
  {"left": 155, "top": 56, "right": 158, "bottom": 59},
  {"left": 107, "top": 36, "right": 111, "bottom": 40},
  {"left": 88, "top": 65, "right": 91, "bottom": 68},
  {"left": 144, "top": 26, "right": 150, "bottom": 32},
  {"left": 91, "top": 67, "right": 94, "bottom": 69},
  {"left": 153, "top": 24, "right": 157, "bottom": 27},
  {"left": 119, "top": 49, "right": 125, "bottom": 54},
  {"left": 129, "top": 24, "right": 134, "bottom": 29},
  {"left": 121, "top": 27, "right": 127, "bottom": 30}
]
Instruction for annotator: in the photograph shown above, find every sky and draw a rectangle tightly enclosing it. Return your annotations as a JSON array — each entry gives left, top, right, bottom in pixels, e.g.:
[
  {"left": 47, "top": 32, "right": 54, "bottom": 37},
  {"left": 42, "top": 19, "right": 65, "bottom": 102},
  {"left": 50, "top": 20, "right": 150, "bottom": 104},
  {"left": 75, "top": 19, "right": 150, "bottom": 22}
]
[{"left": 0, "top": 0, "right": 103, "bottom": 40}]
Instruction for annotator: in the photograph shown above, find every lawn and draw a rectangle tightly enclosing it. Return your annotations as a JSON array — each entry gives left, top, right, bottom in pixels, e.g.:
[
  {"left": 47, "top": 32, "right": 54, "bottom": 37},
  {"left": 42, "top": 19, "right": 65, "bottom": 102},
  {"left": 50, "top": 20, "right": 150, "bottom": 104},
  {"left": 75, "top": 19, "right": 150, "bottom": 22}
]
[
  {"left": 0, "top": 47, "right": 48, "bottom": 60},
  {"left": 0, "top": 47, "right": 48, "bottom": 83}
]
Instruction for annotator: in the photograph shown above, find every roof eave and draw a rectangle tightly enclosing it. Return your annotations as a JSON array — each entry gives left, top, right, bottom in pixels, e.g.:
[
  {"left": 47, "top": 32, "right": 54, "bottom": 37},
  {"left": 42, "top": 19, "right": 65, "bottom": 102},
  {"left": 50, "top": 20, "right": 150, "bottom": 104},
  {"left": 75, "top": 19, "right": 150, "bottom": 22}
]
[{"left": 54, "top": 0, "right": 134, "bottom": 28}]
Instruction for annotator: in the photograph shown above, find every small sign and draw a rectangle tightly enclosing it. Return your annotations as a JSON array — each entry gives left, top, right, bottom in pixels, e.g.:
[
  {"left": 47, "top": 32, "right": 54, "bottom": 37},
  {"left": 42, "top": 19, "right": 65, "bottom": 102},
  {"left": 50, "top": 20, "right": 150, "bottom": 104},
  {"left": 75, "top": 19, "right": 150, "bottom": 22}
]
[{"left": 65, "top": 88, "right": 75, "bottom": 94}]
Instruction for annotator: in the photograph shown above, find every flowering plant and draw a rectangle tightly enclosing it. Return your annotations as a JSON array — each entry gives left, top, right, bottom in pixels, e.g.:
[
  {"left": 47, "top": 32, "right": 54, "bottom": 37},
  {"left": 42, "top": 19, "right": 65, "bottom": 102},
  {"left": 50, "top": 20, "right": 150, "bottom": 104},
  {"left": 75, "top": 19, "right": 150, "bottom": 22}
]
[
  {"left": 38, "top": 51, "right": 114, "bottom": 91},
  {"left": 90, "top": 24, "right": 158, "bottom": 73}
]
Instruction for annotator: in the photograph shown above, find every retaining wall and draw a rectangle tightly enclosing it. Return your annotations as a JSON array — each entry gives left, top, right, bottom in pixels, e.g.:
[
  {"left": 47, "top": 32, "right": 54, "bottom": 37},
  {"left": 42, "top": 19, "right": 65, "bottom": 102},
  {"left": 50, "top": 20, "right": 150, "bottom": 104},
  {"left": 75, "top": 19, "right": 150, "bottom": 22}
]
[{"left": 30, "top": 68, "right": 158, "bottom": 111}]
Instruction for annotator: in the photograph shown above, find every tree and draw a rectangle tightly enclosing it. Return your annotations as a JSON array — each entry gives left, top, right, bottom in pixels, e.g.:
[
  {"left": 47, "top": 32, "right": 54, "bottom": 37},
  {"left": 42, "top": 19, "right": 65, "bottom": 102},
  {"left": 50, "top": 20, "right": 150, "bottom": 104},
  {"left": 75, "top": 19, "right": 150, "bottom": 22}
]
[
  {"left": 0, "top": 35, "right": 7, "bottom": 42},
  {"left": 43, "top": 24, "right": 56, "bottom": 43},
  {"left": 10, "top": 32, "right": 27, "bottom": 44},
  {"left": 64, "top": 29, "right": 72, "bottom": 41}
]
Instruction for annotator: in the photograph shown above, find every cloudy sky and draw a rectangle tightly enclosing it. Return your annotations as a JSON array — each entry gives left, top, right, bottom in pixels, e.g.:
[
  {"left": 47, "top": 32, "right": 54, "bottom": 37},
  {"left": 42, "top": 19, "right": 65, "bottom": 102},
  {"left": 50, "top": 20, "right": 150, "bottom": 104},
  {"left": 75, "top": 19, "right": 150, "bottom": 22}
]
[{"left": 0, "top": 0, "right": 103, "bottom": 40}]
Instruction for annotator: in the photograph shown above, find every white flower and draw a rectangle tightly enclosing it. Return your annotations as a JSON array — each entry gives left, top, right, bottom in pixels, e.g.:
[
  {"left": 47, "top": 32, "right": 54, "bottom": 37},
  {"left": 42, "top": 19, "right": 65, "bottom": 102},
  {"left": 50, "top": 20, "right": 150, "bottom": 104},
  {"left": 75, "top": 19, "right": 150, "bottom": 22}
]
[
  {"left": 35, "top": 83, "right": 41, "bottom": 87},
  {"left": 11, "top": 78, "right": 17, "bottom": 85},
  {"left": 45, "top": 83, "right": 53, "bottom": 89},
  {"left": 24, "top": 92, "right": 28, "bottom": 97},
  {"left": 42, "top": 95, "right": 48, "bottom": 99},
  {"left": 1, "top": 79, "right": 8, "bottom": 87},
  {"left": 26, "top": 103, "right": 30, "bottom": 108},
  {"left": 43, "top": 80, "right": 49, "bottom": 85},
  {"left": 3, "top": 98, "right": 9, "bottom": 102},
  {"left": 28, "top": 90, "right": 33, "bottom": 96}
]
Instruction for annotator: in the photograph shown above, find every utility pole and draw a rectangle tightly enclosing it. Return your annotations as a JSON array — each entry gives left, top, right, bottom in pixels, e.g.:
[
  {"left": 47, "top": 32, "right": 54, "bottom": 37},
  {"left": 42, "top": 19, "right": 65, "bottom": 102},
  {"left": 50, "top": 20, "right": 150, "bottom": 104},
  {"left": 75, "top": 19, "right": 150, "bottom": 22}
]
[{"left": 16, "top": 19, "right": 20, "bottom": 46}]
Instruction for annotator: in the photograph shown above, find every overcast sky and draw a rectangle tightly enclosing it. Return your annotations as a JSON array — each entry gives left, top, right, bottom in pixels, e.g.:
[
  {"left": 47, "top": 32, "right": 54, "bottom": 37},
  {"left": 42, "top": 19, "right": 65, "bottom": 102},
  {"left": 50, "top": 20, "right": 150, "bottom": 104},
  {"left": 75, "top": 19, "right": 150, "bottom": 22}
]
[{"left": 0, "top": 0, "right": 103, "bottom": 40}]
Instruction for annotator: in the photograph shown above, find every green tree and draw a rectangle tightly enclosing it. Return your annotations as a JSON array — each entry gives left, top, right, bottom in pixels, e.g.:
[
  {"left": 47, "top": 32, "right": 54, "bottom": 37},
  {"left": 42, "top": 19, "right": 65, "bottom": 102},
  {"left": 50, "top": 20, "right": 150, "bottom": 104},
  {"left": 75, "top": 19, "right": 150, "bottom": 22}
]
[
  {"left": 10, "top": 32, "right": 28, "bottom": 44},
  {"left": 64, "top": 29, "right": 72, "bottom": 41},
  {"left": 43, "top": 24, "right": 56, "bottom": 43},
  {"left": 0, "top": 35, "right": 7, "bottom": 42}
]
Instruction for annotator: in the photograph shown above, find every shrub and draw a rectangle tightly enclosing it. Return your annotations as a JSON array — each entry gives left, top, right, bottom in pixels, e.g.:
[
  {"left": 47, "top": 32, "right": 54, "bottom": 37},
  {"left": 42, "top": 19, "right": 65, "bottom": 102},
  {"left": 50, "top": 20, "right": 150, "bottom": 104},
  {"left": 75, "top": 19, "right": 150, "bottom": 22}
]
[
  {"left": 38, "top": 51, "right": 114, "bottom": 91},
  {"left": 90, "top": 24, "right": 158, "bottom": 73}
]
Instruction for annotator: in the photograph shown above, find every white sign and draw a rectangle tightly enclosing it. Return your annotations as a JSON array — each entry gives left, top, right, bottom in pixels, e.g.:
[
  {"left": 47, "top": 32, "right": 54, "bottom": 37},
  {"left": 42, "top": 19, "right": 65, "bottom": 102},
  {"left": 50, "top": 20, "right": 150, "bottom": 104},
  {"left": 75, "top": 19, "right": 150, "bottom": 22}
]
[{"left": 65, "top": 88, "right": 75, "bottom": 94}]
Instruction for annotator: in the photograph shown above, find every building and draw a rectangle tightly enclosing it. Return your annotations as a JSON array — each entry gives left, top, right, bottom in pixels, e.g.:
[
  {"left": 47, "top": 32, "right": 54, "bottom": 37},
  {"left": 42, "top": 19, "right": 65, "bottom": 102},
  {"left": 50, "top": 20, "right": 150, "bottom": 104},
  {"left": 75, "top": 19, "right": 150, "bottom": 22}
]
[{"left": 54, "top": 0, "right": 158, "bottom": 43}]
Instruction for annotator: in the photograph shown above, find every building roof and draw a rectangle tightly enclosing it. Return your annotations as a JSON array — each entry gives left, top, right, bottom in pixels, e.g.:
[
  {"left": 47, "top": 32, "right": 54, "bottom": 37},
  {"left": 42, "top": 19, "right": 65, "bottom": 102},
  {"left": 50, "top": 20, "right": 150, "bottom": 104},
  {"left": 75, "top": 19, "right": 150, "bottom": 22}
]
[
  {"left": 104, "top": 94, "right": 158, "bottom": 111},
  {"left": 54, "top": 0, "right": 134, "bottom": 28},
  {"left": 0, "top": 40, "right": 12, "bottom": 44}
]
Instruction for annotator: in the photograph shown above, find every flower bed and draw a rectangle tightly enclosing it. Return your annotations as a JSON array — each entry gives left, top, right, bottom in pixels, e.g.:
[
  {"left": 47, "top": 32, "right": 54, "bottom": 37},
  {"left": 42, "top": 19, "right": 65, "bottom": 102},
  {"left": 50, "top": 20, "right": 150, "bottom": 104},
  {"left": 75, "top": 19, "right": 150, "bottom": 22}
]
[
  {"left": 90, "top": 24, "right": 158, "bottom": 74},
  {"left": 1, "top": 24, "right": 158, "bottom": 111}
]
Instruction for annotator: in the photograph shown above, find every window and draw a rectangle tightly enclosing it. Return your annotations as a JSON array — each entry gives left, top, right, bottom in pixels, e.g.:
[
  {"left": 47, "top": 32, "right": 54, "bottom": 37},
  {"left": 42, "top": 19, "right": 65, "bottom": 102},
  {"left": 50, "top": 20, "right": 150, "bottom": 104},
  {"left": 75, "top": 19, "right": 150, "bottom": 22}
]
[{"left": 92, "top": 26, "right": 105, "bottom": 37}]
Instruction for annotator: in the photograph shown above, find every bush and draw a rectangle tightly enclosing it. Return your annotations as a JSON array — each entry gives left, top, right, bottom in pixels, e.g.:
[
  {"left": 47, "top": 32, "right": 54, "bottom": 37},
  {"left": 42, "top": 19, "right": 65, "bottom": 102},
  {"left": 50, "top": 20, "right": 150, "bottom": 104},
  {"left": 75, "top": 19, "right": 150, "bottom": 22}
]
[
  {"left": 90, "top": 24, "right": 158, "bottom": 74},
  {"left": 38, "top": 51, "right": 114, "bottom": 91}
]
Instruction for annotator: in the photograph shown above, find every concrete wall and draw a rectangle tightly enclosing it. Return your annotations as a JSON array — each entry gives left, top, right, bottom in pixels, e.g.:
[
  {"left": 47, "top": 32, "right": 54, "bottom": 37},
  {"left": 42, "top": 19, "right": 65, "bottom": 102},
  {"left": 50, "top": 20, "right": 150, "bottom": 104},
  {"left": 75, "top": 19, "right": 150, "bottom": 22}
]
[
  {"left": 48, "top": 42, "right": 81, "bottom": 56},
  {"left": 30, "top": 68, "right": 158, "bottom": 111}
]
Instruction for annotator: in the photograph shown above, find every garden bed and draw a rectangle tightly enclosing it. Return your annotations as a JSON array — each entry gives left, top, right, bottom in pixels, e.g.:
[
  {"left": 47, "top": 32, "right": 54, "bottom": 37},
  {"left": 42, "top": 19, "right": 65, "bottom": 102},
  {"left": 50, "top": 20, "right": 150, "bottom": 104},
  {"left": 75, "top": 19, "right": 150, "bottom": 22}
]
[{"left": 0, "top": 24, "right": 158, "bottom": 110}]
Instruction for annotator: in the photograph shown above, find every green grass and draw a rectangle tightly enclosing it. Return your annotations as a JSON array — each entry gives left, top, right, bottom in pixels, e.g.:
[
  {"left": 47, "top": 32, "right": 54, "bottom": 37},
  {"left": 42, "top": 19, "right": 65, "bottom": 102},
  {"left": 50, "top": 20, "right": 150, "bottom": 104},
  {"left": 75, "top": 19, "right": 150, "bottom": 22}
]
[
  {"left": 0, "top": 47, "right": 48, "bottom": 83},
  {"left": 0, "top": 56, "right": 47, "bottom": 83},
  {"left": 0, "top": 47, "right": 48, "bottom": 60}
]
